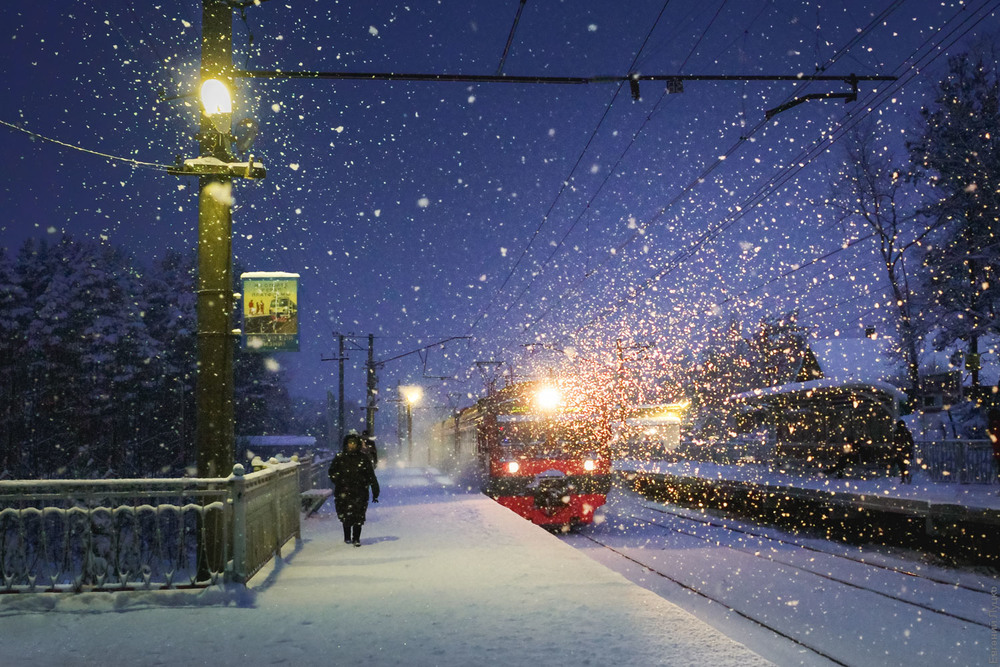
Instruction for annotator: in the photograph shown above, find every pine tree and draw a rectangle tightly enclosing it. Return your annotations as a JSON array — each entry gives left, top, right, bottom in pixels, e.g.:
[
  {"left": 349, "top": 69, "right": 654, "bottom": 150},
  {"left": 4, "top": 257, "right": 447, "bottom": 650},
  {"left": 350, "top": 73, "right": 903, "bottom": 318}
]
[
  {"left": 0, "top": 247, "right": 29, "bottom": 476},
  {"left": 26, "top": 236, "right": 157, "bottom": 476},
  {"left": 141, "top": 249, "right": 198, "bottom": 473}
]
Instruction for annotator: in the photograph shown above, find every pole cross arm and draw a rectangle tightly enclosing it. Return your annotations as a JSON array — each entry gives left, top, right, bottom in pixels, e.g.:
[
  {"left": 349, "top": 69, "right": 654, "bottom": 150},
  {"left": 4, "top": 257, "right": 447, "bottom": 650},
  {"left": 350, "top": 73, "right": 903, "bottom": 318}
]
[
  {"left": 169, "top": 156, "right": 267, "bottom": 179},
  {"left": 765, "top": 75, "right": 860, "bottom": 120}
]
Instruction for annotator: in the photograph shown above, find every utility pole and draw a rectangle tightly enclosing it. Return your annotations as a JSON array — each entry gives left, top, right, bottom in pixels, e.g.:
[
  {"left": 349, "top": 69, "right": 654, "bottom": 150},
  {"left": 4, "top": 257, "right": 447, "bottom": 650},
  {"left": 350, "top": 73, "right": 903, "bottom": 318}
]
[
  {"left": 338, "top": 333, "right": 346, "bottom": 445},
  {"left": 197, "top": 0, "right": 234, "bottom": 481},
  {"left": 366, "top": 334, "right": 377, "bottom": 436}
]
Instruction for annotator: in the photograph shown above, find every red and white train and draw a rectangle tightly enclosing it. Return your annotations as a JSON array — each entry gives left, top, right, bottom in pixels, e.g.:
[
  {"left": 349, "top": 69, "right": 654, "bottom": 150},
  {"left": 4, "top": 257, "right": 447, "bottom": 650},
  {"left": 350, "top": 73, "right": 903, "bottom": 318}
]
[{"left": 430, "top": 380, "right": 612, "bottom": 528}]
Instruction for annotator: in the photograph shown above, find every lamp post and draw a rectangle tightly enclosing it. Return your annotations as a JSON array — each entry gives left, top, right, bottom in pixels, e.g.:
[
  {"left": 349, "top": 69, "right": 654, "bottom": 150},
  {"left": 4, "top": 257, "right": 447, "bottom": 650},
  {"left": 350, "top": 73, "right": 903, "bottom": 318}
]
[
  {"left": 195, "top": 74, "right": 235, "bottom": 483},
  {"left": 401, "top": 386, "right": 423, "bottom": 465},
  {"left": 170, "top": 3, "right": 266, "bottom": 485},
  {"left": 170, "top": 1, "right": 265, "bottom": 580}
]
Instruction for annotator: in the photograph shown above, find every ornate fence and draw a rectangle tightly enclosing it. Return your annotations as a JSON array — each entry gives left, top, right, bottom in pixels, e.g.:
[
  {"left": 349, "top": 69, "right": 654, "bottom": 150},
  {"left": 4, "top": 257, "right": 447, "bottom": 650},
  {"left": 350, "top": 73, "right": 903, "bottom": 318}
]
[
  {"left": 916, "top": 440, "right": 998, "bottom": 484},
  {"left": 0, "top": 461, "right": 302, "bottom": 593}
]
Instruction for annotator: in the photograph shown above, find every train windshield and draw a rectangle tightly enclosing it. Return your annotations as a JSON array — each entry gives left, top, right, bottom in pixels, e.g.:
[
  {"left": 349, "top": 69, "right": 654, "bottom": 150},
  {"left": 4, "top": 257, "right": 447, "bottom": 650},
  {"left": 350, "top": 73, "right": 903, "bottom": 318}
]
[{"left": 496, "top": 421, "right": 598, "bottom": 459}]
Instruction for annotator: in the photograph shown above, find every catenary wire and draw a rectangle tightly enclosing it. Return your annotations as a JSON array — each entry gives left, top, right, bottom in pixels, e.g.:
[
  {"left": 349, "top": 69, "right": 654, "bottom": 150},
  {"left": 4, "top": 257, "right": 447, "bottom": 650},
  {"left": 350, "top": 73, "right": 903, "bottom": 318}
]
[{"left": 524, "top": 0, "right": 997, "bottom": 344}]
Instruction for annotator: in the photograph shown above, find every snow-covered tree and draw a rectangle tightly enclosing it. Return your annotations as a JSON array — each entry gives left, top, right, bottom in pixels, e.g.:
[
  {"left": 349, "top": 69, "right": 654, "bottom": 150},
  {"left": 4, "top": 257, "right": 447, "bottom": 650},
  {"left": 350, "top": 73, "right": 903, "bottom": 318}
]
[
  {"left": 690, "top": 319, "right": 752, "bottom": 439},
  {"left": 140, "top": 249, "right": 198, "bottom": 473},
  {"left": 26, "top": 236, "right": 157, "bottom": 475},
  {"left": 830, "top": 123, "right": 930, "bottom": 401},
  {"left": 0, "top": 247, "right": 29, "bottom": 476},
  {"left": 4, "top": 235, "right": 300, "bottom": 478},
  {"left": 909, "top": 43, "right": 1000, "bottom": 390},
  {"left": 745, "top": 309, "right": 810, "bottom": 390}
]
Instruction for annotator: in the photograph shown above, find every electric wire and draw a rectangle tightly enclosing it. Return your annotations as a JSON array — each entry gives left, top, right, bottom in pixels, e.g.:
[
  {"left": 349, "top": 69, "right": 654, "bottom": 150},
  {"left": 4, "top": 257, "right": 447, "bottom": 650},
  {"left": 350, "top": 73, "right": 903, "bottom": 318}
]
[
  {"left": 0, "top": 119, "right": 174, "bottom": 172},
  {"left": 464, "top": 0, "right": 676, "bottom": 336},
  {"left": 485, "top": 0, "right": 737, "bottom": 332},
  {"left": 525, "top": 0, "right": 997, "bottom": 344},
  {"left": 496, "top": 0, "right": 528, "bottom": 76}
]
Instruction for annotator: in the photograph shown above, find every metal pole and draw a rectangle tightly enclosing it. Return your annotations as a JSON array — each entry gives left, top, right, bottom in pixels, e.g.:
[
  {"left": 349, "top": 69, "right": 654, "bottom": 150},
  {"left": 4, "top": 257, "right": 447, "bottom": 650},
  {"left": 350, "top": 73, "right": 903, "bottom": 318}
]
[
  {"left": 338, "top": 333, "right": 345, "bottom": 446},
  {"left": 196, "top": 0, "right": 234, "bottom": 578},
  {"left": 196, "top": 0, "right": 234, "bottom": 480},
  {"left": 366, "top": 334, "right": 376, "bottom": 436},
  {"left": 407, "top": 403, "right": 413, "bottom": 465},
  {"left": 397, "top": 383, "right": 404, "bottom": 453}
]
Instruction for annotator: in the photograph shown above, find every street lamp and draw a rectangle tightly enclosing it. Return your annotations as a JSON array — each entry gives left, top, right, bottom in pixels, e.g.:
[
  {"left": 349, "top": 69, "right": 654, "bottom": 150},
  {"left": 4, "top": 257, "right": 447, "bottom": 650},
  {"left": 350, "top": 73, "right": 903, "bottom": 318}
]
[
  {"left": 168, "top": 0, "right": 266, "bottom": 584},
  {"left": 200, "top": 78, "right": 232, "bottom": 133},
  {"left": 401, "top": 386, "right": 423, "bottom": 465}
]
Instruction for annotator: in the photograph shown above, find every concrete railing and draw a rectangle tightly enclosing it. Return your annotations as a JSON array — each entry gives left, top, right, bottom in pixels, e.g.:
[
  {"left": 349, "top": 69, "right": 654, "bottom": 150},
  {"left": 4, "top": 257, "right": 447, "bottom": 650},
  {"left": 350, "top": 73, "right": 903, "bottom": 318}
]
[
  {"left": 0, "top": 461, "right": 302, "bottom": 592},
  {"left": 916, "top": 440, "right": 998, "bottom": 484}
]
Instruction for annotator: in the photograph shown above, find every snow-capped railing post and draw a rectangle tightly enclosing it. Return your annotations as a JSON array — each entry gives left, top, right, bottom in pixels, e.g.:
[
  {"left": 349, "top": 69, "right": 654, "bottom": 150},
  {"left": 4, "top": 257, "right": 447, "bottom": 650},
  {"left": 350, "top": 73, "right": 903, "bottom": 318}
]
[{"left": 228, "top": 464, "right": 248, "bottom": 583}]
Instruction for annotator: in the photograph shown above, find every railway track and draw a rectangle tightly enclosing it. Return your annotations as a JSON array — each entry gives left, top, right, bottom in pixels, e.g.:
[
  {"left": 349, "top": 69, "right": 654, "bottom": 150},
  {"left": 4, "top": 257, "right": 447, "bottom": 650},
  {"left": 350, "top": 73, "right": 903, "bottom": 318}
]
[
  {"left": 579, "top": 531, "right": 850, "bottom": 666},
  {"left": 639, "top": 503, "right": 994, "bottom": 596},
  {"left": 563, "top": 492, "right": 996, "bottom": 665},
  {"left": 621, "top": 509, "right": 992, "bottom": 629}
]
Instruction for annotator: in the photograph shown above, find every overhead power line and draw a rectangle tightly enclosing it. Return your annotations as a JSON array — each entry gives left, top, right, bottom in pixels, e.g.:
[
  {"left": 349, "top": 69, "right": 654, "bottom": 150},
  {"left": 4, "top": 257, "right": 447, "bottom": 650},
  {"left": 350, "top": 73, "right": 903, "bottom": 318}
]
[
  {"left": 0, "top": 118, "right": 173, "bottom": 172},
  {"left": 482, "top": 3, "right": 911, "bottom": 341},
  {"left": 464, "top": 0, "right": 678, "bottom": 337},
  {"left": 236, "top": 68, "right": 892, "bottom": 88},
  {"left": 546, "top": 0, "right": 1000, "bottom": 341},
  {"left": 511, "top": 0, "right": 994, "bottom": 343},
  {"left": 495, "top": 0, "right": 528, "bottom": 76}
]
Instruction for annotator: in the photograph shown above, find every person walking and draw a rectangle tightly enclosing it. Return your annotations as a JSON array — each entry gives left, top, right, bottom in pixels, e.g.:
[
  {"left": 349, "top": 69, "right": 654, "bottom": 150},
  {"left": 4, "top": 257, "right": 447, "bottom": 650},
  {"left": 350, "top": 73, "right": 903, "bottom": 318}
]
[
  {"left": 329, "top": 431, "right": 380, "bottom": 546},
  {"left": 892, "top": 420, "right": 915, "bottom": 484}
]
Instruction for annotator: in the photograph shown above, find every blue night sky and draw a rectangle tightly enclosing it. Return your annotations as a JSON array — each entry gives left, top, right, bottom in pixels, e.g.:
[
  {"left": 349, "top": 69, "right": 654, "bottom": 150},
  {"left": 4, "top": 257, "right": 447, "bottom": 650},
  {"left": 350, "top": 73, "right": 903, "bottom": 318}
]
[{"left": 1, "top": 1, "right": 996, "bottom": 428}]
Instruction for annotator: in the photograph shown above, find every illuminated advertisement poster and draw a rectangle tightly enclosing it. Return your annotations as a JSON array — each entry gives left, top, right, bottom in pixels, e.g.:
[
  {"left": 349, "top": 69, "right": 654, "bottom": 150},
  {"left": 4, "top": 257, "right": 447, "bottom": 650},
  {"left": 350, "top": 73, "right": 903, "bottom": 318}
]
[{"left": 241, "top": 272, "right": 300, "bottom": 351}]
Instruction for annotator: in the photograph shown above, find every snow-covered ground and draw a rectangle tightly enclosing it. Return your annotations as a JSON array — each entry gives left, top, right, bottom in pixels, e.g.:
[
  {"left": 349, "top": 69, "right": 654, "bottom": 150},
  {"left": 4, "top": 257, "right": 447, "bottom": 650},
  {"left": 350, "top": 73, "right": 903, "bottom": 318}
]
[
  {"left": 0, "top": 466, "right": 772, "bottom": 667},
  {"left": 566, "top": 485, "right": 999, "bottom": 666}
]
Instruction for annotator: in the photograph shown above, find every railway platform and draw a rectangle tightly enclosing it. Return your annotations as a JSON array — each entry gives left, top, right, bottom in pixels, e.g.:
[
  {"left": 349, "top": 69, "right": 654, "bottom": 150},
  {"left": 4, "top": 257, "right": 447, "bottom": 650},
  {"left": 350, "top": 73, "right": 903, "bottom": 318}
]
[
  {"left": 1, "top": 466, "right": 772, "bottom": 667},
  {"left": 620, "top": 459, "right": 1000, "bottom": 563}
]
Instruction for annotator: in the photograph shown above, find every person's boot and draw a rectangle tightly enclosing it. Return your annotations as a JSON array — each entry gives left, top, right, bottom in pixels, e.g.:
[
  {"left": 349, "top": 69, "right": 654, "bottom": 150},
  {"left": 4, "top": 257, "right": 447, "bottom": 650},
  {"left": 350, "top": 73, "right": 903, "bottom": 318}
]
[
  {"left": 352, "top": 524, "right": 362, "bottom": 547},
  {"left": 343, "top": 524, "right": 352, "bottom": 544}
]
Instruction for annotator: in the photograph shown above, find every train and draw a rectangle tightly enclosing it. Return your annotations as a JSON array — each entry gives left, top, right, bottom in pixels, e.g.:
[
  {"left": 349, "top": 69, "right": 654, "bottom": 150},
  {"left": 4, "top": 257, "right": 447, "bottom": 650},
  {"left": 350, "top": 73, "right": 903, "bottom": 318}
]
[{"left": 430, "top": 380, "right": 612, "bottom": 528}]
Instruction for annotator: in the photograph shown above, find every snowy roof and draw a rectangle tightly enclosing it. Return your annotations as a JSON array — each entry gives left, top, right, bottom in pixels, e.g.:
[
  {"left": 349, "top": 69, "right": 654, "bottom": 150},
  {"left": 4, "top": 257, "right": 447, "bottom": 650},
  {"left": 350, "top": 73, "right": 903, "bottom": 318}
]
[
  {"left": 730, "top": 336, "right": 907, "bottom": 404},
  {"left": 730, "top": 378, "right": 907, "bottom": 404},
  {"left": 240, "top": 272, "right": 301, "bottom": 279},
  {"left": 243, "top": 435, "right": 316, "bottom": 447}
]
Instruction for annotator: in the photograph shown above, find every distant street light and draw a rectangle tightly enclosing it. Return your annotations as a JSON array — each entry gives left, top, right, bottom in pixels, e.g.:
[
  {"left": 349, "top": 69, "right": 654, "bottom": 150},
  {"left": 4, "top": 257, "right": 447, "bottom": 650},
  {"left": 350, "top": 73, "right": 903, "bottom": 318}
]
[{"left": 401, "top": 386, "right": 423, "bottom": 465}]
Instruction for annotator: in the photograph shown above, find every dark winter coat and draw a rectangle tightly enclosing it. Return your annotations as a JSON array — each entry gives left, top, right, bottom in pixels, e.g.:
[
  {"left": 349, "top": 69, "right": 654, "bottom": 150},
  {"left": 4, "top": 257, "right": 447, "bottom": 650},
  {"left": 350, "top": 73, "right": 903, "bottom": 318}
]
[{"left": 328, "top": 449, "right": 380, "bottom": 525}]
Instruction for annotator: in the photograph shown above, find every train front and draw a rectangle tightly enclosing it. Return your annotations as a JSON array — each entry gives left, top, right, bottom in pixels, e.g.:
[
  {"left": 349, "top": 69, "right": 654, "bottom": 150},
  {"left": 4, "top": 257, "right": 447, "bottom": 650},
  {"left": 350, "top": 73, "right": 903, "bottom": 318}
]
[{"left": 483, "top": 384, "right": 612, "bottom": 528}]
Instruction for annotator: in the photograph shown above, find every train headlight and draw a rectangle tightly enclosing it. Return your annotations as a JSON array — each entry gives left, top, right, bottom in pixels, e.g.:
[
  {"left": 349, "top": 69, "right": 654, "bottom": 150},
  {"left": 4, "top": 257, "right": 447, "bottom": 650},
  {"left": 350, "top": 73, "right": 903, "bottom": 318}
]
[
  {"left": 506, "top": 461, "right": 520, "bottom": 474},
  {"left": 583, "top": 459, "right": 597, "bottom": 472}
]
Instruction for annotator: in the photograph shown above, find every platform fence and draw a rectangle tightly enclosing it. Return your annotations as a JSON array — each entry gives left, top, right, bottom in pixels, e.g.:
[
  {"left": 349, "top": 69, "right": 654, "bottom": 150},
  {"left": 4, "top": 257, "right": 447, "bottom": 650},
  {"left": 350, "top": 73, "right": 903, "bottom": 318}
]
[
  {"left": 0, "top": 460, "right": 303, "bottom": 593},
  {"left": 916, "top": 440, "right": 998, "bottom": 484}
]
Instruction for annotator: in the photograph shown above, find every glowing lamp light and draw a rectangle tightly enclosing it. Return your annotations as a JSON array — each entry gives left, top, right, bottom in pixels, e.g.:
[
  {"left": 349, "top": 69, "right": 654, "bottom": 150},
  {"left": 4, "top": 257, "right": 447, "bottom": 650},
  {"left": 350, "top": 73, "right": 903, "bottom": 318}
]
[
  {"left": 401, "top": 386, "right": 423, "bottom": 405},
  {"left": 506, "top": 461, "right": 520, "bottom": 474},
  {"left": 583, "top": 459, "right": 597, "bottom": 472},
  {"left": 535, "top": 385, "right": 561, "bottom": 411},
  {"left": 201, "top": 78, "right": 233, "bottom": 133}
]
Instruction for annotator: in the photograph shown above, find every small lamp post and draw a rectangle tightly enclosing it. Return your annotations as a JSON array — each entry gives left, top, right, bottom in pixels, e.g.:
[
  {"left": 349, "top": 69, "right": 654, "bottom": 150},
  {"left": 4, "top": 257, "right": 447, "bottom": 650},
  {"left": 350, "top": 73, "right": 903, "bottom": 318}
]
[{"left": 401, "top": 386, "right": 423, "bottom": 465}]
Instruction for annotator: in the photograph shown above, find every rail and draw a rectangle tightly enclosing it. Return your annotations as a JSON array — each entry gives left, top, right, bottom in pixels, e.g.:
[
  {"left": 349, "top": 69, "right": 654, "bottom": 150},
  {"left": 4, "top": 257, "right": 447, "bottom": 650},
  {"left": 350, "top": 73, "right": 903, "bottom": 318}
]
[
  {"left": 0, "top": 461, "right": 302, "bottom": 593},
  {"left": 916, "top": 440, "right": 998, "bottom": 484}
]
